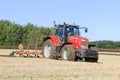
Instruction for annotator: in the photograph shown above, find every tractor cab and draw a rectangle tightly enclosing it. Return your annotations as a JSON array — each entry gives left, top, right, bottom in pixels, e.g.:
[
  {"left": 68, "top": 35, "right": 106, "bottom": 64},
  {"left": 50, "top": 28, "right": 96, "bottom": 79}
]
[
  {"left": 55, "top": 25, "right": 80, "bottom": 37},
  {"left": 54, "top": 23, "right": 87, "bottom": 44}
]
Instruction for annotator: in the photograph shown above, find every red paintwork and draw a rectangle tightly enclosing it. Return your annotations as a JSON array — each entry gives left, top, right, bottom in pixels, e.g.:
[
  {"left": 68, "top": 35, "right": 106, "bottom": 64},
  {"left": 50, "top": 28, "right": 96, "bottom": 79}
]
[
  {"left": 47, "top": 35, "right": 88, "bottom": 49},
  {"left": 47, "top": 36, "right": 60, "bottom": 46},
  {"left": 69, "top": 35, "right": 88, "bottom": 49}
]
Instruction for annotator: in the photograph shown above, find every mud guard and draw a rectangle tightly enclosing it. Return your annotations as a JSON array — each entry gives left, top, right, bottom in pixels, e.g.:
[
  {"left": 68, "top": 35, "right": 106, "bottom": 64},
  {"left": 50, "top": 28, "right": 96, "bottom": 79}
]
[{"left": 44, "top": 36, "right": 60, "bottom": 46}]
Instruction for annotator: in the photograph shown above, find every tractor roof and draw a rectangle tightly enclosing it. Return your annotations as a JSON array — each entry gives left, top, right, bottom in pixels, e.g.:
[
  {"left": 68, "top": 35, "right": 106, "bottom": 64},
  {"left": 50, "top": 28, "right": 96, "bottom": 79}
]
[{"left": 56, "top": 24, "right": 80, "bottom": 28}]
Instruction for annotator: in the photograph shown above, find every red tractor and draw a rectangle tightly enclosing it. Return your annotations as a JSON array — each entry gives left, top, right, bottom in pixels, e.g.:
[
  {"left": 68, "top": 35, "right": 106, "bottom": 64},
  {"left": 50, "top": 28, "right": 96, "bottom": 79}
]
[{"left": 42, "top": 22, "right": 98, "bottom": 62}]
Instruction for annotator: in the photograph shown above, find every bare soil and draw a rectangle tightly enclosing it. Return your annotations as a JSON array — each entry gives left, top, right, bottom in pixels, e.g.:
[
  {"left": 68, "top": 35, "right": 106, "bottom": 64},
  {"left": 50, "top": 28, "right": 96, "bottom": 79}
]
[{"left": 0, "top": 49, "right": 120, "bottom": 80}]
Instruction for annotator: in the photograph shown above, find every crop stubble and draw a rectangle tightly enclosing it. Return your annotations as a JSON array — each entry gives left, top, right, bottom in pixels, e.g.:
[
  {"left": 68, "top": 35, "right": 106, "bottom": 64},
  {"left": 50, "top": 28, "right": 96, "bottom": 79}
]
[{"left": 0, "top": 49, "right": 120, "bottom": 80}]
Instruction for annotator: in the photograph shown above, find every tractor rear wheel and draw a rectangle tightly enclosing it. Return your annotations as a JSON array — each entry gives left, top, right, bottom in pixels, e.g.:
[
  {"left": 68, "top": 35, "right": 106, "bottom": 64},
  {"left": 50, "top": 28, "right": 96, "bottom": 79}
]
[
  {"left": 42, "top": 39, "right": 56, "bottom": 59},
  {"left": 60, "top": 45, "right": 75, "bottom": 61}
]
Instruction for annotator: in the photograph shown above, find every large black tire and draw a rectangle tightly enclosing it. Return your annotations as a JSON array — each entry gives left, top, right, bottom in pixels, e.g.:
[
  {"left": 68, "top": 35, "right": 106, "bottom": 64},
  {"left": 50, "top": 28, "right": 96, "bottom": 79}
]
[
  {"left": 42, "top": 39, "right": 56, "bottom": 59},
  {"left": 60, "top": 45, "right": 75, "bottom": 61}
]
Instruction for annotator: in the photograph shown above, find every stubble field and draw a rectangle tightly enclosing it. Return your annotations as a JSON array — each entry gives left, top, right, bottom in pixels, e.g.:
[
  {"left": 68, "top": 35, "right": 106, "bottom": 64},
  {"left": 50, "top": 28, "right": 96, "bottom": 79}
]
[{"left": 0, "top": 49, "right": 120, "bottom": 80}]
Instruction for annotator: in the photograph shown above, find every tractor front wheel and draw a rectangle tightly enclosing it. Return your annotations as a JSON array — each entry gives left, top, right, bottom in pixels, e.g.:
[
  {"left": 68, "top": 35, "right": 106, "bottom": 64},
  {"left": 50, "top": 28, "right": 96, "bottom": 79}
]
[
  {"left": 60, "top": 45, "right": 75, "bottom": 61},
  {"left": 85, "top": 58, "right": 98, "bottom": 62},
  {"left": 42, "top": 39, "right": 56, "bottom": 59}
]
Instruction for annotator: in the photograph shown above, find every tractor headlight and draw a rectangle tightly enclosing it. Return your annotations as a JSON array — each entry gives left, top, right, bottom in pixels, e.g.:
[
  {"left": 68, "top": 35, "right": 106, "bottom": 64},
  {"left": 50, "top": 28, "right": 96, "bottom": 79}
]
[{"left": 81, "top": 40, "right": 88, "bottom": 49}]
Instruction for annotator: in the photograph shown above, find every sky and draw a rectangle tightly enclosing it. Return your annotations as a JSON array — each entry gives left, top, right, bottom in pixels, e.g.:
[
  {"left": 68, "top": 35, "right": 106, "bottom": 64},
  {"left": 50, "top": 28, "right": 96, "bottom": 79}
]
[{"left": 0, "top": 0, "right": 120, "bottom": 41}]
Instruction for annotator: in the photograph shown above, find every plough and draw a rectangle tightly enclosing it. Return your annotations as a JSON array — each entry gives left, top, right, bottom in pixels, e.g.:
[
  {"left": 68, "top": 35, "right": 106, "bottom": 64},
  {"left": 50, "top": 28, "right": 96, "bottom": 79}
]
[
  {"left": 10, "top": 44, "right": 42, "bottom": 58},
  {"left": 10, "top": 50, "right": 42, "bottom": 57}
]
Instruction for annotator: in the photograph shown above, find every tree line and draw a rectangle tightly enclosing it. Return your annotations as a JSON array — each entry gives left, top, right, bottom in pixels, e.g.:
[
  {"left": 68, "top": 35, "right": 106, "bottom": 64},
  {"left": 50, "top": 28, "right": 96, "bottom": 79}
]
[
  {"left": 0, "top": 20, "right": 120, "bottom": 49},
  {"left": 0, "top": 20, "right": 54, "bottom": 49},
  {"left": 90, "top": 40, "right": 120, "bottom": 49}
]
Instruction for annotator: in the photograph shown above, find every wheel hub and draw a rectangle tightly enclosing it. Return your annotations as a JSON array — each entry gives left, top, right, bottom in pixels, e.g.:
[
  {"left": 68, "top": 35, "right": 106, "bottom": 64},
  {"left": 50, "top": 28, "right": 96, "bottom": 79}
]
[
  {"left": 63, "top": 50, "right": 68, "bottom": 60},
  {"left": 44, "top": 44, "right": 51, "bottom": 58}
]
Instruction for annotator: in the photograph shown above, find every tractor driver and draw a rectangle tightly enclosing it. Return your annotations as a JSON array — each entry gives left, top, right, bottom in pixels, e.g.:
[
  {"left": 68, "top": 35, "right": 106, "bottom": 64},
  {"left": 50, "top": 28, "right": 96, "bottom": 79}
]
[{"left": 66, "top": 27, "right": 74, "bottom": 38}]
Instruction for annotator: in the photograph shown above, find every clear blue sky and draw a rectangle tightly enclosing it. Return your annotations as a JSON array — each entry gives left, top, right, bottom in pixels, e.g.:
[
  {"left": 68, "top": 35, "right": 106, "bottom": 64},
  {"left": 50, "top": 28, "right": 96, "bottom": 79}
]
[{"left": 0, "top": 0, "right": 120, "bottom": 41}]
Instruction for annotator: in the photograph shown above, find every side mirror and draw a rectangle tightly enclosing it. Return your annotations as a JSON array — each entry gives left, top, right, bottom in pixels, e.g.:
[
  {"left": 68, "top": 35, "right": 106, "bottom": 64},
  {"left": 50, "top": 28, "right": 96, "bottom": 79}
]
[
  {"left": 79, "top": 27, "right": 88, "bottom": 33},
  {"left": 85, "top": 28, "right": 87, "bottom": 33}
]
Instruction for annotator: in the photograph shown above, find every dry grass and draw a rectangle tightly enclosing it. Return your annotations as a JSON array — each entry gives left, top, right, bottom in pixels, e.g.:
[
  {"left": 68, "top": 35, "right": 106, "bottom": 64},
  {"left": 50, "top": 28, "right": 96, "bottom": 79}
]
[
  {"left": 0, "top": 49, "right": 120, "bottom": 80},
  {"left": 0, "top": 49, "right": 16, "bottom": 55}
]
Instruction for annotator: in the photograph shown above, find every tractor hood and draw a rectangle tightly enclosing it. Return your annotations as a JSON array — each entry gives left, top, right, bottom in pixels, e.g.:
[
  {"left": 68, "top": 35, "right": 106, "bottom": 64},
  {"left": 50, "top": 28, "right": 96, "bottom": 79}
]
[{"left": 69, "top": 35, "right": 89, "bottom": 49}]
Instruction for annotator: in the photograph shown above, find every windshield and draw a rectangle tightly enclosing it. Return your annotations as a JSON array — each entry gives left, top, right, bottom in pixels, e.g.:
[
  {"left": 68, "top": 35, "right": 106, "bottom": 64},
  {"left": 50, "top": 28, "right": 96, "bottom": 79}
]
[
  {"left": 66, "top": 26, "right": 80, "bottom": 36},
  {"left": 55, "top": 25, "right": 80, "bottom": 38}
]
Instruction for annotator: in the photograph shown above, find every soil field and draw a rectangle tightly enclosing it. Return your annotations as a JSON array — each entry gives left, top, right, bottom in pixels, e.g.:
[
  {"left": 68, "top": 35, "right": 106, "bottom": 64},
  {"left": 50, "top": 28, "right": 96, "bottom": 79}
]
[{"left": 0, "top": 49, "right": 120, "bottom": 80}]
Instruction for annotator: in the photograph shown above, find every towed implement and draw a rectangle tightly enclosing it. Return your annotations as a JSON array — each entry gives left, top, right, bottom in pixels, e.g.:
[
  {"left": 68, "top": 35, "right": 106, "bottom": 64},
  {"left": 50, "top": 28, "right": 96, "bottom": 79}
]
[
  {"left": 10, "top": 49, "right": 42, "bottom": 57},
  {"left": 10, "top": 44, "right": 42, "bottom": 57},
  {"left": 42, "top": 22, "right": 98, "bottom": 62}
]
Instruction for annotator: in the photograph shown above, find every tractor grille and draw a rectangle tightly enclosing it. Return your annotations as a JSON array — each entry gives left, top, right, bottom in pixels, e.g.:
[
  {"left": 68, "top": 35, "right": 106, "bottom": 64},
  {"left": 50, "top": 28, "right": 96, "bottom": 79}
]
[
  {"left": 85, "top": 50, "right": 98, "bottom": 57},
  {"left": 81, "top": 40, "right": 88, "bottom": 49}
]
